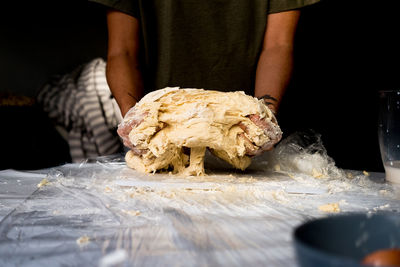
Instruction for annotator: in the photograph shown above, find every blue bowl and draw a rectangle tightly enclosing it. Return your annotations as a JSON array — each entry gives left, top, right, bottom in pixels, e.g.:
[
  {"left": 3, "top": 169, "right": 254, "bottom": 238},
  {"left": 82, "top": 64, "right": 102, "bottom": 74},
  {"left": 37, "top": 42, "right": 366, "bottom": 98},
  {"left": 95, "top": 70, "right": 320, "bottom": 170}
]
[{"left": 293, "top": 213, "right": 400, "bottom": 267}]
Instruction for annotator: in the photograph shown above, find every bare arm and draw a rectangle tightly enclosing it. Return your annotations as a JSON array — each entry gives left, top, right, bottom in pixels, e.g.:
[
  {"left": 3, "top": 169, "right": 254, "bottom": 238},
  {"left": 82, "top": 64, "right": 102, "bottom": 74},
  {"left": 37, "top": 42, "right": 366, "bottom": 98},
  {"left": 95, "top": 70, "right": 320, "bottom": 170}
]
[
  {"left": 254, "top": 10, "right": 300, "bottom": 113},
  {"left": 106, "top": 10, "right": 144, "bottom": 117}
]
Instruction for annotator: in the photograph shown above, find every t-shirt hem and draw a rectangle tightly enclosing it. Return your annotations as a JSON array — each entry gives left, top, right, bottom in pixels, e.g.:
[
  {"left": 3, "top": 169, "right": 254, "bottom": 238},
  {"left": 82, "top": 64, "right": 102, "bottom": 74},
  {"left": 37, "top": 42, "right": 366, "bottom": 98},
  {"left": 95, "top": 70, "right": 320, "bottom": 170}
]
[
  {"left": 88, "top": 0, "right": 138, "bottom": 18},
  {"left": 268, "top": 0, "right": 321, "bottom": 14}
]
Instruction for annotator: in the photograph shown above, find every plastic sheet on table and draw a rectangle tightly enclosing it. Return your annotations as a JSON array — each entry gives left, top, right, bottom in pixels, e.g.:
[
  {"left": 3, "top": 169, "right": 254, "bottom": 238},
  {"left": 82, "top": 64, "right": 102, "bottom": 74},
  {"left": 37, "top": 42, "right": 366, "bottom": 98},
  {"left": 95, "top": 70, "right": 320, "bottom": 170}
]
[{"left": 0, "top": 132, "right": 399, "bottom": 266}]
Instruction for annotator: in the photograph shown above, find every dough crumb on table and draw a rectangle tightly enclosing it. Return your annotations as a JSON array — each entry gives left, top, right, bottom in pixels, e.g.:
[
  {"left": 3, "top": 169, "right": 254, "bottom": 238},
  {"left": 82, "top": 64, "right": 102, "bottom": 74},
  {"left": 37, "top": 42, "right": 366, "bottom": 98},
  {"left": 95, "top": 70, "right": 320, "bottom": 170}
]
[
  {"left": 121, "top": 209, "right": 141, "bottom": 216},
  {"left": 118, "top": 87, "right": 282, "bottom": 176},
  {"left": 76, "top": 235, "right": 90, "bottom": 246},
  {"left": 37, "top": 178, "right": 50, "bottom": 188},
  {"left": 318, "top": 203, "right": 341, "bottom": 213}
]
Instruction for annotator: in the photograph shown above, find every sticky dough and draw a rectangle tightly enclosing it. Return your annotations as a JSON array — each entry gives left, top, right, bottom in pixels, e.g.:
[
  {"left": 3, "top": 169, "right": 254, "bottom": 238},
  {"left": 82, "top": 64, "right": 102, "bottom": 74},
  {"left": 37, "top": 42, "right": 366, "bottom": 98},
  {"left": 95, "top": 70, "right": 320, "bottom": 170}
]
[{"left": 121, "top": 87, "right": 282, "bottom": 176}]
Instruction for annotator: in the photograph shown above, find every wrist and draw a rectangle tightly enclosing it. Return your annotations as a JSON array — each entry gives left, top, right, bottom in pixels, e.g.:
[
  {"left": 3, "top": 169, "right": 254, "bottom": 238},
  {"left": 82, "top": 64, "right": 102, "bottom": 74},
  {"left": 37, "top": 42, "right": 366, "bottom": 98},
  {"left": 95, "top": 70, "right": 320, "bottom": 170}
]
[
  {"left": 257, "top": 94, "right": 278, "bottom": 115},
  {"left": 116, "top": 93, "right": 140, "bottom": 117},
  {"left": 120, "top": 100, "right": 137, "bottom": 117},
  {"left": 266, "top": 102, "right": 277, "bottom": 115}
]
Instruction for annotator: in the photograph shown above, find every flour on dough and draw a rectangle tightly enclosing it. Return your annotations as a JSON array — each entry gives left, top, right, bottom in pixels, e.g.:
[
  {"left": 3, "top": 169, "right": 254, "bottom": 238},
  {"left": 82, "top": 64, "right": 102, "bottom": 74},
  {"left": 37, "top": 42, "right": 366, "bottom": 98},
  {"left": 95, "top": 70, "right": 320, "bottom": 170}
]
[{"left": 120, "top": 87, "right": 282, "bottom": 176}]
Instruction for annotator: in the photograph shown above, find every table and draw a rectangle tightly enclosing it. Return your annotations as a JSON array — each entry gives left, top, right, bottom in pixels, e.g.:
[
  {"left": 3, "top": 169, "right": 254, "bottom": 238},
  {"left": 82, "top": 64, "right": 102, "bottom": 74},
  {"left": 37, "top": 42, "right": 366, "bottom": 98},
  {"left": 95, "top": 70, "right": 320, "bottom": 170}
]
[{"left": 1, "top": 152, "right": 399, "bottom": 267}]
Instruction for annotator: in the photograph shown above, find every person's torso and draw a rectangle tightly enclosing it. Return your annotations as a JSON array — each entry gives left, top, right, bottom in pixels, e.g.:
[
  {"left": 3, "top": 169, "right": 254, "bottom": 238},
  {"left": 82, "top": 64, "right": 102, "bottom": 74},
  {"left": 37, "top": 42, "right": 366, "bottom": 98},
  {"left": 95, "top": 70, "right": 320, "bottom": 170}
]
[{"left": 137, "top": 0, "right": 270, "bottom": 95}]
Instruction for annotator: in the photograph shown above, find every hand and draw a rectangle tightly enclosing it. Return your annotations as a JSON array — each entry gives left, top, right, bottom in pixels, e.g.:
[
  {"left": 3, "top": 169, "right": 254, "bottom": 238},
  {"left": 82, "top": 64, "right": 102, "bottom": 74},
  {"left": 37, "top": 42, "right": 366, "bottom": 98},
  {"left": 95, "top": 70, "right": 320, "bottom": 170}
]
[
  {"left": 239, "top": 114, "right": 282, "bottom": 156},
  {"left": 117, "top": 106, "right": 148, "bottom": 155}
]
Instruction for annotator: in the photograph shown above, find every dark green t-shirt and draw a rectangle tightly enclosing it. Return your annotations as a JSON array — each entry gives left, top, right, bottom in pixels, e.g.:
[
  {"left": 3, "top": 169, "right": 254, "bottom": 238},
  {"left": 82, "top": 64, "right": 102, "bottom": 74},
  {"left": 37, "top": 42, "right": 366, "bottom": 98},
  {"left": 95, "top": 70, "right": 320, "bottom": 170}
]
[{"left": 90, "top": 0, "right": 319, "bottom": 95}]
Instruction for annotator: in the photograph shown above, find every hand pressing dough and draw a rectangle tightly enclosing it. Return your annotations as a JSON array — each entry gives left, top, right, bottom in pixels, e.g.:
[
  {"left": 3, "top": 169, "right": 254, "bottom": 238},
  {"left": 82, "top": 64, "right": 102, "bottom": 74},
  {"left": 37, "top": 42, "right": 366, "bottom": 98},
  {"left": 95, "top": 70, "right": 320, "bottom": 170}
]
[{"left": 119, "top": 87, "right": 282, "bottom": 176}]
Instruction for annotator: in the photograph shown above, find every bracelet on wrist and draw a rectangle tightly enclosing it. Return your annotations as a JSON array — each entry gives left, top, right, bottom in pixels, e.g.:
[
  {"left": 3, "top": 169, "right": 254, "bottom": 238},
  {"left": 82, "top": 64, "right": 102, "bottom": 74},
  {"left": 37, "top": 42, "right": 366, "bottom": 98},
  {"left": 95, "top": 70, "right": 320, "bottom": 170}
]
[
  {"left": 257, "top": 95, "right": 278, "bottom": 115},
  {"left": 257, "top": 94, "right": 278, "bottom": 103}
]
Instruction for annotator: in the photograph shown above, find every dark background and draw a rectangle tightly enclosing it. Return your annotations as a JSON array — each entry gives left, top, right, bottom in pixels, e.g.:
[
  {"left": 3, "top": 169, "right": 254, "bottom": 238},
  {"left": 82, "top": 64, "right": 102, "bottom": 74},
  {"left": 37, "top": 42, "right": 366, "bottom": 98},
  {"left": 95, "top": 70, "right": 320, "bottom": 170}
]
[
  {"left": 0, "top": 0, "right": 399, "bottom": 171},
  {"left": 279, "top": 0, "right": 399, "bottom": 172}
]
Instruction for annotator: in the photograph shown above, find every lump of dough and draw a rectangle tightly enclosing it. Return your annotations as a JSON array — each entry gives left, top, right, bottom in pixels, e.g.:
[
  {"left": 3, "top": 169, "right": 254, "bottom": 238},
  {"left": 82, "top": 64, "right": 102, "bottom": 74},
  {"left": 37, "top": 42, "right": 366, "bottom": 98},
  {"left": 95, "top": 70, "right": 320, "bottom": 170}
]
[{"left": 119, "top": 87, "right": 282, "bottom": 176}]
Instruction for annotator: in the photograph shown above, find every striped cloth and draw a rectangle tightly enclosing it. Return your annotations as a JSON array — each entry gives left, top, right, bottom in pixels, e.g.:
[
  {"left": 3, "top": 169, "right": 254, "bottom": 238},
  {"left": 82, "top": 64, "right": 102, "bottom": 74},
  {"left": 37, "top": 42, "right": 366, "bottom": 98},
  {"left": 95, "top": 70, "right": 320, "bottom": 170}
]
[{"left": 37, "top": 58, "right": 123, "bottom": 162}]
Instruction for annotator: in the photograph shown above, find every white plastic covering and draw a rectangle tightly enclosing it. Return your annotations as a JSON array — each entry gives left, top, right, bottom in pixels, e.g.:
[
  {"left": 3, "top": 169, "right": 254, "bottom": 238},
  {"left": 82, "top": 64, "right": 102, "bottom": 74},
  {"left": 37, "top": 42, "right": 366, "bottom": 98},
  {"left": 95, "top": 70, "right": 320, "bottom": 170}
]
[{"left": 0, "top": 132, "right": 399, "bottom": 266}]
